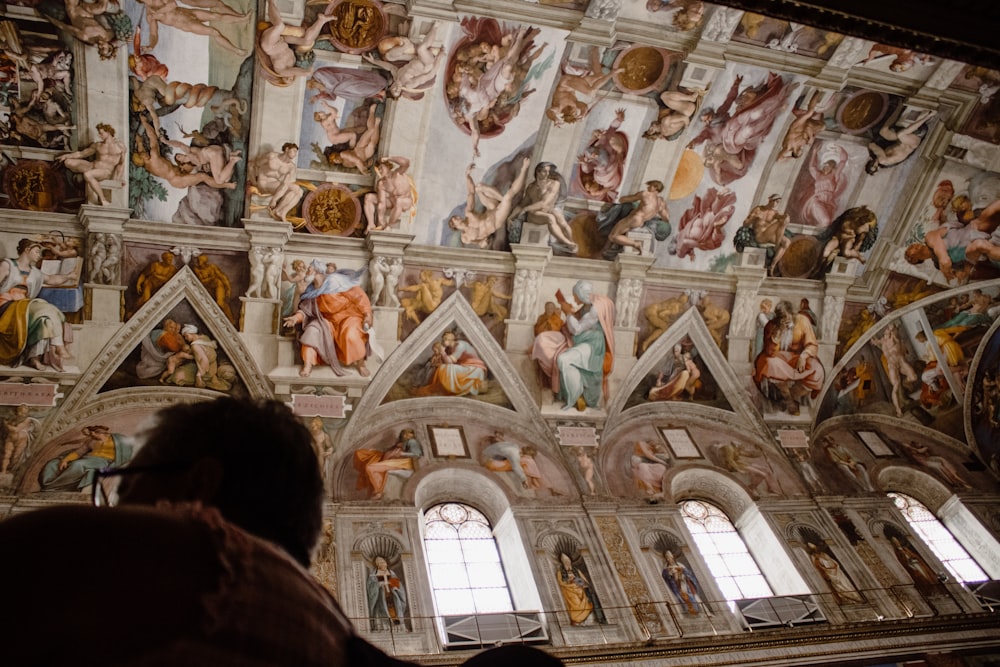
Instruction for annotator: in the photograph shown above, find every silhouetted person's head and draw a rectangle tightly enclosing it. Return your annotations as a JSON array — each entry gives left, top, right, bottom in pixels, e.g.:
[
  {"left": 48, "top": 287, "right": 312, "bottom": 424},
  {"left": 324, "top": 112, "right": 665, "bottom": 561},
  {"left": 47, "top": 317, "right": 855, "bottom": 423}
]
[
  {"left": 118, "top": 396, "right": 322, "bottom": 566},
  {"left": 462, "top": 645, "right": 565, "bottom": 667}
]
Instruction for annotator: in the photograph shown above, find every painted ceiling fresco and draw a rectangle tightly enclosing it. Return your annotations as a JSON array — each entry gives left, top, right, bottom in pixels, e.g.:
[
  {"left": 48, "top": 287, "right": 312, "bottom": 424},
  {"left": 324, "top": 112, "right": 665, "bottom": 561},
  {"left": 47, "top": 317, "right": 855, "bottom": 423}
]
[{"left": 1, "top": 0, "right": 1000, "bottom": 501}]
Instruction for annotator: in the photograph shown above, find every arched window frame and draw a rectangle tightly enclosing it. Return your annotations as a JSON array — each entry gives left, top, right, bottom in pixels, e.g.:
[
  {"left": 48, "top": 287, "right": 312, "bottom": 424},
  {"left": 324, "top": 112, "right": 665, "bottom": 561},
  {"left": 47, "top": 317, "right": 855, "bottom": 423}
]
[
  {"left": 878, "top": 466, "right": 1000, "bottom": 581},
  {"left": 414, "top": 469, "right": 544, "bottom": 619},
  {"left": 422, "top": 502, "right": 515, "bottom": 615},
  {"left": 887, "top": 491, "right": 991, "bottom": 583},
  {"left": 679, "top": 498, "right": 774, "bottom": 602},
  {"left": 668, "top": 469, "right": 810, "bottom": 598}
]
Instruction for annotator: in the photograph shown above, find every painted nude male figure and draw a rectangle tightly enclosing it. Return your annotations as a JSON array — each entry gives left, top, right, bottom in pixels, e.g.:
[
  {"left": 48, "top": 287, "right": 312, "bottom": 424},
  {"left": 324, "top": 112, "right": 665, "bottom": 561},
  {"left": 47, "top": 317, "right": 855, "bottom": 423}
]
[
  {"left": 56, "top": 123, "right": 125, "bottom": 205},
  {"left": 449, "top": 157, "right": 531, "bottom": 248},
  {"left": 248, "top": 142, "right": 302, "bottom": 221},
  {"left": 364, "top": 156, "right": 414, "bottom": 232},
  {"left": 607, "top": 180, "right": 670, "bottom": 255}
]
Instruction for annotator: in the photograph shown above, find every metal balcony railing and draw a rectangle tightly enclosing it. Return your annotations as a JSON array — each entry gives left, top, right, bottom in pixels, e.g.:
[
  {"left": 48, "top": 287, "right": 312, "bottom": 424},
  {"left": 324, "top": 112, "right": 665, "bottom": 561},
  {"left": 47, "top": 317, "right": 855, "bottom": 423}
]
[{"left": 349, "top": 581, "right": 999, "bottom": 657}]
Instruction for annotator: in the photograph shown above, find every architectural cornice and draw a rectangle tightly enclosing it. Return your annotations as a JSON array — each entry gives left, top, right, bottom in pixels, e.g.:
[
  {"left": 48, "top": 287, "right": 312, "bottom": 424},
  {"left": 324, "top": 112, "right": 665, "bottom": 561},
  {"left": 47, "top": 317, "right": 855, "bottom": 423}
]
[{"left": 713, "top": 0, "right": 1000, "bottom": 70}]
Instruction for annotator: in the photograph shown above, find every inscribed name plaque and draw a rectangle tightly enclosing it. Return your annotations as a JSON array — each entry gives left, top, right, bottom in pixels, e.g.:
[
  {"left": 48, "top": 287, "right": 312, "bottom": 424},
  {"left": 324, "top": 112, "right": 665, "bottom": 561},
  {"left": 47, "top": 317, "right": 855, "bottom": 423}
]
[
  {"left": 0, "top": 382, "right": 62, "bottom": 407},
  {"left": 557, "top": 426, "right": 599, "bottom": 447},
  {"left": 778, "top": 429, "right": 810, "bottom": 449},
  {"left": 288, "top": 394, "right": 347, "bottom": 418},
  {"left": 430, "top": 425, "right": 470, "bottom": 458},
  {"left": 856, "top": 430, "right": 893, "bottom": 457},
  {"left": 658, "top": 427, "right": 699, "bottom": 458}
]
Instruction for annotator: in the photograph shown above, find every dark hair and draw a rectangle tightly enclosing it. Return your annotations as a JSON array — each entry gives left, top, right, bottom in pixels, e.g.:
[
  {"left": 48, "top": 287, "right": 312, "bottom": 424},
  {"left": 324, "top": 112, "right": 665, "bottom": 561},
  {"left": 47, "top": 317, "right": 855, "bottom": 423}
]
[
  {"left": 17, "top": 238, "right": 43, "bottom": 255},
  {"left": 125, "top": 397, "right": 322, "bottom": 566},
  {"left": 462, "top": 646, "right": 565, "bottom": 667}
]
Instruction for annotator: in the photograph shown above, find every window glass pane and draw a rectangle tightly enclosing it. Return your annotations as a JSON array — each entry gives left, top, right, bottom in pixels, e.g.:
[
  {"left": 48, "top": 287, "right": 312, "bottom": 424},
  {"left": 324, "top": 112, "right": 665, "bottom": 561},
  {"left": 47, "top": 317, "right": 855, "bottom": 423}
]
[
  {"left": 430, "top": 563, "right": 470, "bottom": 589},
  {"left": 439, "top": 503, "right": 470, "bottom": 524},
  {"left": 472, "top": 588, "right": 515, "bottom": 613},
  {"left": 725, "top": 553, "right": 760, "bottom": 576},
  {"left": 701, "top": 553, "right": 730, "bottom": 577},
  {"left": 951, "top": 560, "right": 987, "bottom": 583},
  {"left": 425, "top": 521, "right": 458, "bottom": 539},
  {"left": 715, "top": 577, "right": 743, "bottom": 601},
  {"left": 681, "top": 499, "right": 773, "bottom": 601},
  {"left": 465, "top": 562, "right": 508, "bottom": 588},
  {"left": 887, "top": 492, "right": 988, "bottom": 584},
  {"left": 458, "top": 522, "right": 494, "bottom": 539},
  {"left": 424, "top": 539, "right": 464, "bottom": 562},
  {"left": 738, "top": 575, "right": 773, "bottom": 599},
  {"left": 712, "top": 532, "right": 749, "bottom": 555},
  {"left": 460, "top": 540, "right": 502, "bottom": 563},
  {"left": 434, "top": 589, "right": 475, "bottom": 615},
  {"left": 423, "top": 502, "right": 514, "bottom": 617}
]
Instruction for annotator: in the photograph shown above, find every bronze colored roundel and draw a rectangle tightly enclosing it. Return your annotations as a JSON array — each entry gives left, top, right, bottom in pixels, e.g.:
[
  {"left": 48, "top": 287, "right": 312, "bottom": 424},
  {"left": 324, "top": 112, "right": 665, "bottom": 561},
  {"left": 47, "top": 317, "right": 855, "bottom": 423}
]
[
  {"left": 776, "top": 235, "right": 821, "bottom": 278},
  {"left": 612, "top": 46, "right": 670, "bottom": 95},
  {"left": 4, "top": 160, "right": 65, "bottom": 211},
  {"left": 303, "top": 184, "right": 362, "bottom": 236},
  {"left": 836, "top": 90, "right": 889, "bottom": 135},
  {"left": 325, "top": 0, "right": 387, "bottom": 55}
]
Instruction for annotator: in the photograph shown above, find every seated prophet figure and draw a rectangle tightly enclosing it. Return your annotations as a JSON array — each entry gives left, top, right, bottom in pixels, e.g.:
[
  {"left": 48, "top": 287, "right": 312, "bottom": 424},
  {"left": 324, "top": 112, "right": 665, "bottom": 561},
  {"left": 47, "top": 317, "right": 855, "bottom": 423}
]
[
  {"left": 531, "top": 280, "right": 615, "bottom": 411},
  {"left": 283, "top": 261, "right": 372, "bottom": 377},
  {"left": 0, "top": 239, "right": 75, "bottom": 371}
]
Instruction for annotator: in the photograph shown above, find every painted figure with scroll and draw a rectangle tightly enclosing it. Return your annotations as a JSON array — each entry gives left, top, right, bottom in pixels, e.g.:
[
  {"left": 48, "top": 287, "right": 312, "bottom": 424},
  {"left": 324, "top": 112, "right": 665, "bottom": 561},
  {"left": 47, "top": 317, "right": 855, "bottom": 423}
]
[
  {"left": 531, "top": 280, "right": 615, "bottom": 411},
  {"left": 283, "top": 262, "right": 372, "bottom": 377}
]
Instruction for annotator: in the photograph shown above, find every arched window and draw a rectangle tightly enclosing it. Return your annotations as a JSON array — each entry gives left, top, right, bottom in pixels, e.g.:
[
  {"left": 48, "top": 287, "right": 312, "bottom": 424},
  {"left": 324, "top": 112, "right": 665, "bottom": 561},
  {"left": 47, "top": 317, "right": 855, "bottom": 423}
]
[
  {"left": 423, "top": 502, "right": 514, "bottom": 615},
  {"left": 681, "top": 499, "right": 774, "bottom": 601},
  {"left": 888, "top": 492, "right": 988, "bottom": 583}
]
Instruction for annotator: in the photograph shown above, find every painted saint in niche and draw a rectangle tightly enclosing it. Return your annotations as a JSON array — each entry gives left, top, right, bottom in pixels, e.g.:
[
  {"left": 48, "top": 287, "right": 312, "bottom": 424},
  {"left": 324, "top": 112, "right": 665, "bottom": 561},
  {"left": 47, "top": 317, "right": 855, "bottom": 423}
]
[
  {"left": 661, "top": 549, "right": 711, "bottom": 616},
  {"left": 555, "top": 551, "right": 606, "bottom": 626},
  {"left": 883, "top": 526, "right": 939, "bottom": 594},
  {"left": 806, "top": 541, "right": 864, "bottom": 605},
  {"left": 366, "top": 554, "right": 409, "bottom": 631}
]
